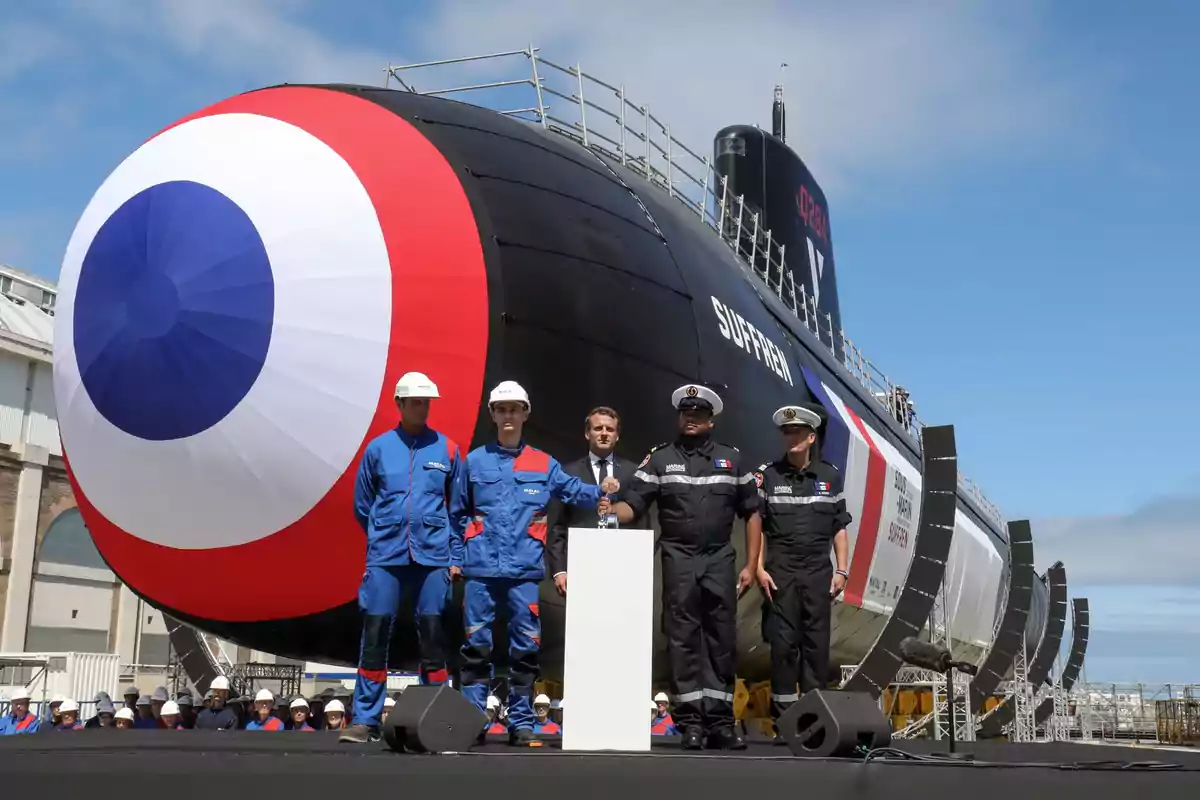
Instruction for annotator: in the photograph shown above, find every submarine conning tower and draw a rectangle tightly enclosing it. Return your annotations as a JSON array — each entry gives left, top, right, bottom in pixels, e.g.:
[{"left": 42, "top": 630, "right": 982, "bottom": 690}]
[{"left": 714, "top": 87, "right": 843, "bottom": 359}]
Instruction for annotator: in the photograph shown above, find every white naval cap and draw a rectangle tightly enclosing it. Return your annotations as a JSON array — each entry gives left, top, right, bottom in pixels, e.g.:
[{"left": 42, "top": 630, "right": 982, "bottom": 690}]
[
  {"left": 773, "top": 405, "right": 822, "bottom": 430},
  {"left": 671, "top": 383, "right": 723, "bottom": 416}
]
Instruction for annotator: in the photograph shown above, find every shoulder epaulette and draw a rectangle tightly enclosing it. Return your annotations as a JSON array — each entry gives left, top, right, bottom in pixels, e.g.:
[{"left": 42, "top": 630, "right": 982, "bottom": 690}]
[
  {"left": 821, "top": 459, "right": 840, "bottom": 472},
  {"left": 715, "top": 441, "right": 739, "bottom": 452},
  {"left": 649, "top": 442, "right": 669, "bottom": 453},
  {"left": 756, "top": 462, "right": 770, "bottom": 473}
]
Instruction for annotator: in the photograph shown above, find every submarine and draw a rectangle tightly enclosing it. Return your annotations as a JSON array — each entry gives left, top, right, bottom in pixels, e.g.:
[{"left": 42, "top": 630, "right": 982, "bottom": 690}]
[{"left": 51, "top": 48, "right": 1050, "bottom": 687}]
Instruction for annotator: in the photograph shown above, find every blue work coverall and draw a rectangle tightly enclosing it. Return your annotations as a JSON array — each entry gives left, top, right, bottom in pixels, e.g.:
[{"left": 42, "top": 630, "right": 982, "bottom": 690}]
[
  {"left": 0, "top": 711, "right": 40, "bottom": 734},
  {"left": 451, "top": 442, "right": 603, "bottom": 732},
  {"left": 353, "top": 425, "right": 466, "bottom": 728}
]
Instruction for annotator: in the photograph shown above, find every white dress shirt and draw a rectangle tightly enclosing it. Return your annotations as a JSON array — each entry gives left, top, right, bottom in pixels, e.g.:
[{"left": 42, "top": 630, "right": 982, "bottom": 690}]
[{"left": 589, "top": 450, "right": 614, "bottom": 484}]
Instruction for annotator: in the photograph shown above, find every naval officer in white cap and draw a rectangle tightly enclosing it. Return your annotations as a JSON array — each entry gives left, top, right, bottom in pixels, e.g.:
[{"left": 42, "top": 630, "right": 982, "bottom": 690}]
[
  {"left": 612, "top": 383, "right": 760, "bottom": 751},
  {"left": 752, "top": 402, "right": 851, "bottom": 738}
]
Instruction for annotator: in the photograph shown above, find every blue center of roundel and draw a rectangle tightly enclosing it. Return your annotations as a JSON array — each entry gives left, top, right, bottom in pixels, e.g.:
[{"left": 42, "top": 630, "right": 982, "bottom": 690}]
[{"left": 73, "top": 180, "right": 275, "bottom": 441}]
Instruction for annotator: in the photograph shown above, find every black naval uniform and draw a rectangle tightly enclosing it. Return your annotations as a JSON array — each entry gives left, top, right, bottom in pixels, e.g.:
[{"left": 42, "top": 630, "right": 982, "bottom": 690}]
[
  {"left": 623, "top": 436, "right": 759, "bottom": 736},
  {"left": 754, "top": 457, "right": 852, "bottom": 721}
]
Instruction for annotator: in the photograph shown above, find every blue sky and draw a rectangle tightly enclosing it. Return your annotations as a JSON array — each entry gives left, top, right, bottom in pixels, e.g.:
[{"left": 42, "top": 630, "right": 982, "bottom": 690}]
[{"left": 2, "top": 0, "right": 1196, "bottom": 684}]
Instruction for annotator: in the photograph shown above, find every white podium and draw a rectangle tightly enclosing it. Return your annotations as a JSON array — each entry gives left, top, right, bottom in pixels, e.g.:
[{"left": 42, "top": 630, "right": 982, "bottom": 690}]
[{"left": 560, "top": 525, "right": 655, "bottom": 752}]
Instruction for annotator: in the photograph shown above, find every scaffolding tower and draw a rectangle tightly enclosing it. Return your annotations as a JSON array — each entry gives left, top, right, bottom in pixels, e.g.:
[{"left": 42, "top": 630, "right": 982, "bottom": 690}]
[{"left": 1008, "top": 640, "right": 1036, "bottom": 742}]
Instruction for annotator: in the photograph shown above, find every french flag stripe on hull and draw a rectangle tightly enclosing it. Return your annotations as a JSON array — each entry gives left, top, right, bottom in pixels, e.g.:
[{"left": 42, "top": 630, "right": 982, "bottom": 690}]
[
  {"left": 800, "top": 368, "right": 885, "bottom": 609},
  {"left": 806, "top": 367, "right": 883, "bottom": 606}
]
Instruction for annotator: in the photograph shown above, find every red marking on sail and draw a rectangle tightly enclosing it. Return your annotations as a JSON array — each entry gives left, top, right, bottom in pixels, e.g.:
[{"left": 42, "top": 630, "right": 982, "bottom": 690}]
[{"left": 843, "top": 406, "right": 887, "bottom": 607}]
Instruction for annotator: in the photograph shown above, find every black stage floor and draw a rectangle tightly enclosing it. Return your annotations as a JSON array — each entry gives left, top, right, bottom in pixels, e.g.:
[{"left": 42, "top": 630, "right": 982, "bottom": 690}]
[{"left": 1, "top": 731, "right": 1196, "bottom": 798}]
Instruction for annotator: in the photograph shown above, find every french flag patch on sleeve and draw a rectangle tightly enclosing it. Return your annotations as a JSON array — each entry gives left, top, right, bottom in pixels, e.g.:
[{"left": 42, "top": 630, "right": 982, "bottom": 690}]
[{"left": 715, "top": 458, "right": 732, "bottom": 469}]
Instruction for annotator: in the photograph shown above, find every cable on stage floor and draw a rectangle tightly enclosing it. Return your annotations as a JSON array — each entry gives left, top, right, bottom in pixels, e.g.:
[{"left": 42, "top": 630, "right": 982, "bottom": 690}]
[{"left": 859, "top": 748, "right": 1191, "bottom": 772}]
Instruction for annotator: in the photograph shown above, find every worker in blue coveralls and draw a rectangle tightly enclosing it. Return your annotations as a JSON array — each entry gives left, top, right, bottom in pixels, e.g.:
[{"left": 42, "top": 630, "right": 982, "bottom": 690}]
[
  {"left": 340, "top": 371, "right": 466, "bottom": 745},
  {"left": 450, "top": 380, "right": 620, "bottom": 747},
  {"left": 0, "top": 687, "right": 40, "bottom": 734}
]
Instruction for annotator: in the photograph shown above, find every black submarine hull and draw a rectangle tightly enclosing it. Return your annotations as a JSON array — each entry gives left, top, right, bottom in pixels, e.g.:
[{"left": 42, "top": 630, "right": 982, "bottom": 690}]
[{"left": 59, "top": 82, "right": 1048, "bottom": 686}]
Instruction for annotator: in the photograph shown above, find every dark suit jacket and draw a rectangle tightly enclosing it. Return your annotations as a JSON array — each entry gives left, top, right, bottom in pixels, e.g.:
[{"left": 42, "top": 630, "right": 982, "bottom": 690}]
[{"left": 546, "top": 453, "right": 638, "bottom": 577}]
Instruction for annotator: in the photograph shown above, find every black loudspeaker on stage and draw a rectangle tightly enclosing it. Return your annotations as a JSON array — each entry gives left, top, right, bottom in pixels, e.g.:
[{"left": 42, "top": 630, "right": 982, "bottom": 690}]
[
  {"left": 381, "top": 684, "right": 487, "bottom": 753},
  {"left": 776, "top": 690, "right": 891, "bottom": 758}
]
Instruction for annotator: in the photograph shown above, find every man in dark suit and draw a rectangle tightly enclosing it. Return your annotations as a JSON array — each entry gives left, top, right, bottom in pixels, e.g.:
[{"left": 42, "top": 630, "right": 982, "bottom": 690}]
[{"left": 546, "top": 406, "right": 637, "bottom": 596}]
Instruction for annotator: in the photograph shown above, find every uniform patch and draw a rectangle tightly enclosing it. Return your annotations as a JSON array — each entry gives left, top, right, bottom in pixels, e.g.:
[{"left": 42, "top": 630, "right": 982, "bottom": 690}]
[
  {"left": 714, "top": 458, "right": 732, "bottom": 469},
  {"left": 814, "top": 481, "right": 832, "bottom": 493},
  {"left": 638, "top": 454, "right": 652, "bottom": 469},
  {"left": 665, "top": 464, "right": 687, "bottom": 473},
  {"left": 774, "top": 485, "right": 793, "bottom": 494},
  {"left": 425, "top": 461, "right": 448, "bottom": 470},
  {"left": 753, "top": 471, "right": 763, "bottom": 488}
]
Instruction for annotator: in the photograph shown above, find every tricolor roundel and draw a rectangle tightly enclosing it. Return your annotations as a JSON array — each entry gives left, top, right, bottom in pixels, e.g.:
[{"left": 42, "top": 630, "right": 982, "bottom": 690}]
[{"left": 52, "top": 86, "right": 489, "bottom": 623}]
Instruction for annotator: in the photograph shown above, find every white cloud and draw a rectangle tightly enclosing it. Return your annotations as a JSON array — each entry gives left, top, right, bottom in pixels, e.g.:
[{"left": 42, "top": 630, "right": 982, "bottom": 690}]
[
  {"left": 406, "top": 0, "right": 1104, "bottom": 197},
  {"left": 0, "top": 20, "right": 64, "bottom": 82},
  {"left": 73, "top": 0, "right": 391, "bottom": 87},
  {"left": 1034, "top": 487, "right": 1200, "bottom": 586}
]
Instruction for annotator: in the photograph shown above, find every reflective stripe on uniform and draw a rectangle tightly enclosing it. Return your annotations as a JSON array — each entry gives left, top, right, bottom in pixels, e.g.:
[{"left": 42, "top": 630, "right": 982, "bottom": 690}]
[
  {"left": 772, "top": 692, "right": 800, "bottom": 703},
  {"left": 674, "top": 688, "right": 735, "bottom": 703},
  {"left": 766, "top": 493, "right": 843, "bottom": 505},
  {"left": 633, "top": 472, "right": 756, "bottom": 486}
]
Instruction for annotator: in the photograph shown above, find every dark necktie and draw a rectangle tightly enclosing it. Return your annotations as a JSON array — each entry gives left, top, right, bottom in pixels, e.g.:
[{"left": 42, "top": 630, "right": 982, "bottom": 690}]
[{"left": 597, "top": 458, "right": 609, "bottom": 486}]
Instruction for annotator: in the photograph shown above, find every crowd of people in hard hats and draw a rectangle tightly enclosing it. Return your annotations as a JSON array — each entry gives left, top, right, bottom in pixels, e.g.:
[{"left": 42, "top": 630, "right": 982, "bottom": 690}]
[{"left": 1, "top": 679, "right": 679, "bottom": 738}]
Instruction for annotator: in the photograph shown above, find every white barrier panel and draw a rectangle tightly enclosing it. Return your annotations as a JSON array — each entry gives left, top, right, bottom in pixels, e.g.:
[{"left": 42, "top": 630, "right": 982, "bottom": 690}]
[{"left": 561, "top": 526, "right": 655, "bottom": 752}]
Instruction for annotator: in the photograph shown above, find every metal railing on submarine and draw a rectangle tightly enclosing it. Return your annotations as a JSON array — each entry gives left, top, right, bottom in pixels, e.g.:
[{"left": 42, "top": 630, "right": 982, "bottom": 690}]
[{"left": 384, "top": 46, "right": 1005, "bottom": 530}]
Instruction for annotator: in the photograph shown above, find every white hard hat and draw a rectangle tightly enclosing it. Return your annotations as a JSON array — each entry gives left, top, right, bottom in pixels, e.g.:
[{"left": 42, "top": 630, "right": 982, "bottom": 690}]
[
  {"left": 324, "top": 699, "right": 345, "bottom": 715},
  {"left": 654, "top": 692, "right": 669, "bottom": 703},
  {"left": 51, "top": 694, "right": 66, "bottom": 706},
  {"left": 160, "top": 700, "right": 180, "bottom": 716},
  {"left": 533, "top": 694, "right": 550, "bottom": 706},
  {"left": 255, "top": 689, "right": 274, "bottom": 703},
  {"left": 115, "top": 708, "right": 135, "bottom": 721},
  {"left": 9, "top": 687, "right": 31, "bottom": 702},
  {"left": 394, "top": 371, "right": 440, "bottom": 399},
  {"left": 486, "top": 696, "right": 501, "bottom": 709},
  {"left": 384, "top": 697, "right": 395, "bottom": 708},
  {"left": 488, "top": 381, "right": 530, "bottom": 411},
  {"left": 290, "top": 697, "right": 310, "bottom": 710},
  {"left": 60, "top": 699, "right": 79, "bottom": 714},
  {"left": 210, "top": 676, "right": 230, "bottom": 691},
  {"left": 650, "top": 700, "right": 659, "bottom": 710}
]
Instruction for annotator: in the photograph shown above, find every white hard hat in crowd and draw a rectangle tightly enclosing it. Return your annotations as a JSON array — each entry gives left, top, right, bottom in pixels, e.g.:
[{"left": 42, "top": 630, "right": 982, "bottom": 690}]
[
  {"left": 654, "top": 692, "right": 669, "bottom": 703},
  {"left": 486, "top": 696, "right": 501, "bottom": 709},
  {"left": 210, "top": 676, "right": 230, "bottom": 691},
  {"left": 255, "top": 689, "right": 274, "bottom": 702},
  {"left": 115, "top": 708, "right": 135, "bottom": 722},
  {"left": 160, "top": 701, "right": 180, "bottom": 717},
  {"left": 384, "top": 697, "right": 395, "bottom": 708},
  {"left": 650, "top": 700, "right": 659, "bottom": 710},
  {"left": 324, "top": 699, "right": 345, "bottom": 715},
  {"left": 394, "top": 371, "right": 440, "bottom": 399},
  {"left": 60, "top": 699, "right": 79, "bottom": 714},
  {"left": 488, "top": 381, "right": 530, "bottom": 411},
  {"left": 9, "top": 687, "right": 31, "bottom": 702},
  {"left": 533, "top": 693, "right": 550, "bottom": 706},
  {"left": 290, "top": 697, "right": 309, "bottom": 710},
  {"left": 51, "top": 694, "right": 66, "bottom": 706}
]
